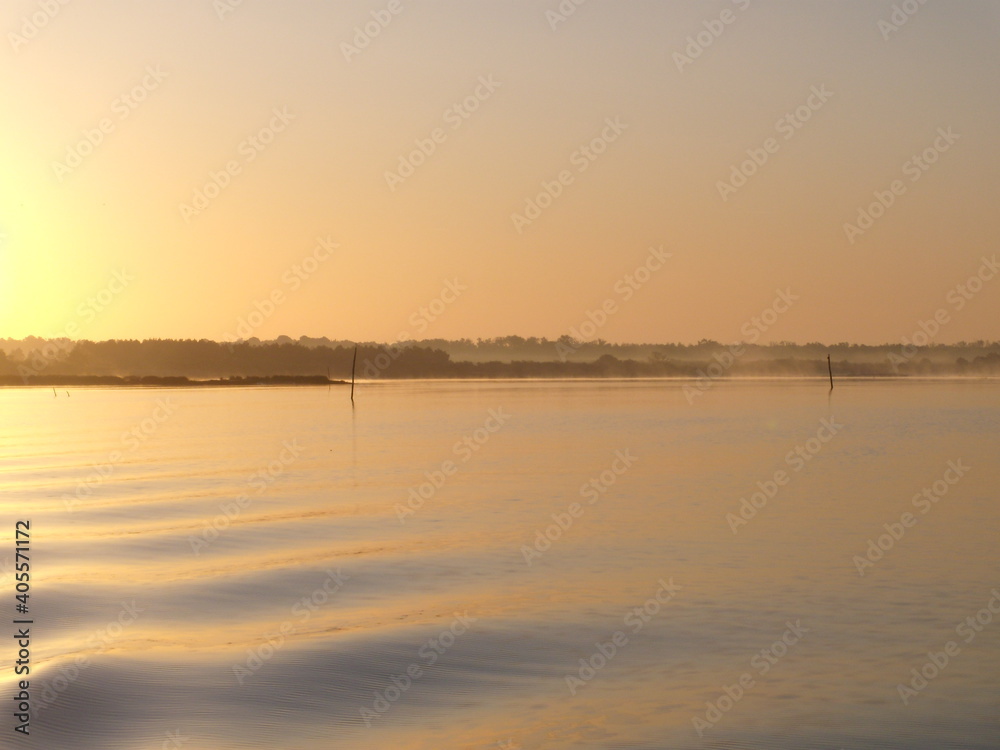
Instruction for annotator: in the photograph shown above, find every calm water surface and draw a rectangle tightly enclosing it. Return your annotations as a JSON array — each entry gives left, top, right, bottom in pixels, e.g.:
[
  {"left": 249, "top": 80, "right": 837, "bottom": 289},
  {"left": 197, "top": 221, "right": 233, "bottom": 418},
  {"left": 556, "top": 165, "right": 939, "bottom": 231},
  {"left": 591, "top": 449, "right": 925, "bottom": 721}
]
[{"left": 1, "top": 380, "right": 998, "bottom": 749}]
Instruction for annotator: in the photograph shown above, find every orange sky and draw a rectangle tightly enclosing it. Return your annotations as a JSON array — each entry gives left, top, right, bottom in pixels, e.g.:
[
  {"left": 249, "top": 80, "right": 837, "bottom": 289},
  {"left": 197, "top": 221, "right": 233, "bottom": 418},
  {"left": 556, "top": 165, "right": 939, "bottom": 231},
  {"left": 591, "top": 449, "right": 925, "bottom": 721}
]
[{"left": 1, "top": 0, "right": 998, "bottom": 345}]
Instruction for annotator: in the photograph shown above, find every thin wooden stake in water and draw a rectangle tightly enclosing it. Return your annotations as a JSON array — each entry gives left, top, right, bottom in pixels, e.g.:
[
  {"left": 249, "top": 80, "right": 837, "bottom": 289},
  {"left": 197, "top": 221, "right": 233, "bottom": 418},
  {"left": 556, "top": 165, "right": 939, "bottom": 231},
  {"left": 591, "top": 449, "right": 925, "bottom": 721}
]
[
  {"left": 350, "top": 345, "right": 358, "bottom": 403},
  {"left": 827, "top": 354, "right": 834, "bottom": 390}
]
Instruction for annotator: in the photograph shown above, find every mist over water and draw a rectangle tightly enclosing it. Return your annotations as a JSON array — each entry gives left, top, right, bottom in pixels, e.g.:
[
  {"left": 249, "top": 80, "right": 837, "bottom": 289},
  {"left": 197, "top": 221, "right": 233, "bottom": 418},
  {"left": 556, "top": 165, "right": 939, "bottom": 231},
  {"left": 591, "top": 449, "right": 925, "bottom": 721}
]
[{"left": 2, "top": 381, "right": 998, "bottom": 749}]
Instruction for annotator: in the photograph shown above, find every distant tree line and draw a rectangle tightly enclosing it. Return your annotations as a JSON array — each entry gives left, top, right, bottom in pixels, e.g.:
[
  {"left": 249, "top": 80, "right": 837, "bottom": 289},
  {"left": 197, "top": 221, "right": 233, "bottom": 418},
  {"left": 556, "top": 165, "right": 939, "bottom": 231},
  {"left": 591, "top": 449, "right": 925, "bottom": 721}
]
[
  {"left": 0, "top": 337, "right": 998, "bottom": 382},
  {"left": 271, "top": 334, "right": 1000, "bottom": 365}
]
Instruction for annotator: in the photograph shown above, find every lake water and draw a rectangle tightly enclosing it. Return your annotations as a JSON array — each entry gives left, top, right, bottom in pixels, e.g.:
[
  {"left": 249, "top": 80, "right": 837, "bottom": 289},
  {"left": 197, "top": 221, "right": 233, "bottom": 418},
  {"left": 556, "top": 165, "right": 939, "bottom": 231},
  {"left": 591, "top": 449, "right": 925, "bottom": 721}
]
[{"left": 2, "top": 380, "right": 998, "bottom": 749}]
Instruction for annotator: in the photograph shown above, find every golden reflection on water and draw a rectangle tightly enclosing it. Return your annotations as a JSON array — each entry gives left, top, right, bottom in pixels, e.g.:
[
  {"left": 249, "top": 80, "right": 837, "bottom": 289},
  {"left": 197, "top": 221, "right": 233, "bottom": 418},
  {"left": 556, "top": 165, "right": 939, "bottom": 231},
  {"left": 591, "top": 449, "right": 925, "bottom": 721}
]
[{"left": 1, "top": 381, "right": 998, "bottom": 749}]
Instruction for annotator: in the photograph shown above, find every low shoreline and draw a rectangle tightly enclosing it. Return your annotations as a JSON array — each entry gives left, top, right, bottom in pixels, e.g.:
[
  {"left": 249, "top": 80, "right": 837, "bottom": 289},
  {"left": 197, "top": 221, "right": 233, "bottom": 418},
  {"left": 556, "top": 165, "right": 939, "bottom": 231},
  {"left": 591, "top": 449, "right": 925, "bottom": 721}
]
[
  {"left": 0, "top": 375, "right": 347, "bottom": 387},
  {"left": 2, "top": 374, "right": 996, "bottom": 388}
]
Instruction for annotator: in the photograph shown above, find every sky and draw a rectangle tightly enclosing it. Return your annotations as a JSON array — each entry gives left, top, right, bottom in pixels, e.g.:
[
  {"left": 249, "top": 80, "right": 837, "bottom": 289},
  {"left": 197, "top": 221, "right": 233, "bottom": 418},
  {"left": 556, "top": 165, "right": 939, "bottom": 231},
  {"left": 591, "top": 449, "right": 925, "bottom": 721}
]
[{"left": 1, "top": 0, "right": 998, "bottom": 345}]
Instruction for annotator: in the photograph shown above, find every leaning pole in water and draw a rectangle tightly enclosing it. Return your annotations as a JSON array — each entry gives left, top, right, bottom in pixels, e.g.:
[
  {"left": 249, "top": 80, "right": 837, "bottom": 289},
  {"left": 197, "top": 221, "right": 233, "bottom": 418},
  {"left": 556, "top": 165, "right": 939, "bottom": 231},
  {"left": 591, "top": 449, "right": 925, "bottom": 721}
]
[
  {"left": 827, "top": 354, "right": 834, "bottom": 390},
  {"left": 350, "top": 345, "right": 358, "bottom": 403}
]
